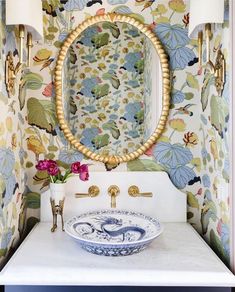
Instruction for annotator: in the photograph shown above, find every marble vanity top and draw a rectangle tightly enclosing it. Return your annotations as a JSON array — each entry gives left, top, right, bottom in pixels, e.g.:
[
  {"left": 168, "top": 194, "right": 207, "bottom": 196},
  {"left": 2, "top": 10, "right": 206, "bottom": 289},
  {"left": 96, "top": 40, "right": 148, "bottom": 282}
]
[{"left": 1, "top": 222, "right": 235, "bottom": 287}]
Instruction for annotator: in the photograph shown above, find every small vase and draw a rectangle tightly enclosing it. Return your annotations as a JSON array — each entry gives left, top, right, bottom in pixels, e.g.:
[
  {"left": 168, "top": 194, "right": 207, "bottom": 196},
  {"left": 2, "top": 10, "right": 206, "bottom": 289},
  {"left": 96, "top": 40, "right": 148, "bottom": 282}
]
[{"left": 50, "top": 183, "right": 66, "bottom": 232}]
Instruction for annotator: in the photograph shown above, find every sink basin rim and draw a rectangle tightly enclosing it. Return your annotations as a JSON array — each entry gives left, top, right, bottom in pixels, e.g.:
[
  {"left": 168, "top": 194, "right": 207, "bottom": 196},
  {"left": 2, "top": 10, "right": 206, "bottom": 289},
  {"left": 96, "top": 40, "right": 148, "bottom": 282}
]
[{"left": 65, "top": 209, "right": 164, "bottom": 247}]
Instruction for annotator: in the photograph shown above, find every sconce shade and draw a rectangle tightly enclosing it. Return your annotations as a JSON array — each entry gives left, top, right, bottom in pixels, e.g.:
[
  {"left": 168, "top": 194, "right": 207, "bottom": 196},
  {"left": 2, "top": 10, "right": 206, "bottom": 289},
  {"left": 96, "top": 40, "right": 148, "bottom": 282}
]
[
  {"left": 188, "top": 0, "right": 225, "bottom": 38},
  {"left": 6, "top": 0, "right": 43, "bottom": 40}
]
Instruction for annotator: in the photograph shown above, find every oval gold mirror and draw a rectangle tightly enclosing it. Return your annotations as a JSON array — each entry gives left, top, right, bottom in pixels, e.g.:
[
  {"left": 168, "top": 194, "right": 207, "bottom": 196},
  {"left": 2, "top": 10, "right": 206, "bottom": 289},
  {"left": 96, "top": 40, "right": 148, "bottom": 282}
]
[{"left": 55, "top": 13, "right": 171, "bottom": 165}]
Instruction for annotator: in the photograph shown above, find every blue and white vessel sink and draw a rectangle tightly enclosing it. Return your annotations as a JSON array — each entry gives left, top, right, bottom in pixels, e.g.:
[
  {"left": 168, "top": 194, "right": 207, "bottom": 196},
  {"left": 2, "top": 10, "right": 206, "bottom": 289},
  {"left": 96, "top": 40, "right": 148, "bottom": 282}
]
[{"left": 65, "top": 210, "right": 163, "bottom": 256}]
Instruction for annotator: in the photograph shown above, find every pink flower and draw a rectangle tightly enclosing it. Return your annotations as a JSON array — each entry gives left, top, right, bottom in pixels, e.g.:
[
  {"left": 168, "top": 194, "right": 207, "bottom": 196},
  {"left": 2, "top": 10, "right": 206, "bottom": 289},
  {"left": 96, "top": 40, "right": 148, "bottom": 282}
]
[
  {"left": 71, "top": 162, "right": 81, "bottom": 174},
  {"left": 197, "top": 188, "right": 203, "bottom": 196},
  {"left": 79, "top": 164, "right": 89, "bottom": 181},
  {"left": 36, "top": 160, "right": 49, "bottom": 171},
  {"left": 217, "top": 219, "right": 222, "bottom": 236},
  {"left": 42, "top": 82, "right": 55, "bottom": 98},
  {"left": 36, "top": 159, "right": 57, "bottom": 171},
  {"left": 47, "top": 164, "right": 59, "bottom": 176}
]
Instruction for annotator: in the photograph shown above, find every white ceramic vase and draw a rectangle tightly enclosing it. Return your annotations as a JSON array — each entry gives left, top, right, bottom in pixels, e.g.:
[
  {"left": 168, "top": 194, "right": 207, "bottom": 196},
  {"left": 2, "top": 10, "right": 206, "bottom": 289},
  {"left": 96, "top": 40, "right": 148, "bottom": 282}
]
[{"left": 50, "top": 182, "right": 66, "bottom": 205}]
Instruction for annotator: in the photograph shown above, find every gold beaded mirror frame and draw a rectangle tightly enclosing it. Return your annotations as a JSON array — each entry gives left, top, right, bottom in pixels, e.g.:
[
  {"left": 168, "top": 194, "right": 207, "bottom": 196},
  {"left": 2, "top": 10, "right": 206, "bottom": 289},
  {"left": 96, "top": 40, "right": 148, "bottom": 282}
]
[{"left": 55, "top": 13, "right": 171, "bottom": 165}]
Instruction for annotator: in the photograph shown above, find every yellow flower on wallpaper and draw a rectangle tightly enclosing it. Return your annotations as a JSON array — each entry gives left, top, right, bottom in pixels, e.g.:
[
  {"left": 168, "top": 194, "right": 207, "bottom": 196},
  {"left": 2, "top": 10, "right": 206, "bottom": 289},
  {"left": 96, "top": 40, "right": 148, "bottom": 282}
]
[
  {"left": 168, "top": 0, "right": 186, "bottom": 13},
  {"left": 0, "top": 122, "right": 5, "bottom": 136},
  {"left": 169, "top": 118, "right": 186, "bottom": 132},
  {"left": 191, "top": 158, "right": 201, "bottom": 172},
  {"left": 6, "top": 117, "right": 13, "bottom": 132}
]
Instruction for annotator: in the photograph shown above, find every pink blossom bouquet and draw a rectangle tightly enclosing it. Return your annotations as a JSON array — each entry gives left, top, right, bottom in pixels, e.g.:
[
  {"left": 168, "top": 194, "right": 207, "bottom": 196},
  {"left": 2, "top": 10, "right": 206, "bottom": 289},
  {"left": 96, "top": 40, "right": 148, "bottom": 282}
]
[{"left": 36, "top": 159, "right": 89, "bottom": 183}]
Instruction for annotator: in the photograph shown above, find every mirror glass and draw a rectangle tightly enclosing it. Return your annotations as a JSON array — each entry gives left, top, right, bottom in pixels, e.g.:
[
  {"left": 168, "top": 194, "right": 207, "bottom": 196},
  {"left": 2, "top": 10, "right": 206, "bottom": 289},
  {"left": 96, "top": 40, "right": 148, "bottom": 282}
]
[{"left": 61, "top": 21, "right": 162, "bottom": 157}]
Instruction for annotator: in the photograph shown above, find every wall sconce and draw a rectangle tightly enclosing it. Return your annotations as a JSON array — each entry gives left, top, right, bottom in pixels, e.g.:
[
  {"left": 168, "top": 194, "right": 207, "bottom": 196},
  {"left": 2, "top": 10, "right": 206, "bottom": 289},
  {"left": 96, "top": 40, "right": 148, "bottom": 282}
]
[
  {"left": 5, "top": 0, "right": 43, "bottom": 96},
  {"left": 188, "top": 0, "right": 225, "bottom": 96}
]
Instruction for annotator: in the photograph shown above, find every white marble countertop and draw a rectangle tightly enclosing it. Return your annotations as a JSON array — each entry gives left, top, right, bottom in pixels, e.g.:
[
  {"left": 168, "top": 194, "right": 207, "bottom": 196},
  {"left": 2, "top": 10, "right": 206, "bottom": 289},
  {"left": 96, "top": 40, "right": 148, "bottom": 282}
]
[{"left": 0, "top": 222, "right": 235, "bottom": 287}]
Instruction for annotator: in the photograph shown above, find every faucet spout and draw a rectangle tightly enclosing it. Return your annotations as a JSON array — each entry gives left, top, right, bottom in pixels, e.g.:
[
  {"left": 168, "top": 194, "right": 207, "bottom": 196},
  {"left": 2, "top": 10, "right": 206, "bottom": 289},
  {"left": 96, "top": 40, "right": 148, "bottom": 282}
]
[{"left": 108, "top": 185, "right": 120, "bottom": 208}]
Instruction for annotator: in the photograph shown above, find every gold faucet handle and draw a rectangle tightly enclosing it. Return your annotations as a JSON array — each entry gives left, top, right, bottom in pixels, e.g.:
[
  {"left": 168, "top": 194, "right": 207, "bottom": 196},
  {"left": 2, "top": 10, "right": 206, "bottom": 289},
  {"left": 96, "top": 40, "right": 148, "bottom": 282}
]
[
  {"left": 75, "top": 185, "right": 100, "bottom": 198},
  {"left": 128, "top": 185, "right": 153, "bottom": 198},
  {"left": 108, "top": 185, "right": 120, "bottom": 208}
]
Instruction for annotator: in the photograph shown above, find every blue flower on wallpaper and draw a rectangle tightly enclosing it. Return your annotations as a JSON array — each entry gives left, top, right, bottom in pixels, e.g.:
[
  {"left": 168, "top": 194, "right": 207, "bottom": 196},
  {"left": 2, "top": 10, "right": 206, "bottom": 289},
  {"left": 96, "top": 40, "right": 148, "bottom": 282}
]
[
  {"left": 123, "top": 102, "right": 143, "bottom": 123},
  {"left": 220, "top": 223, "right": 230, "bottom": 257},
  {"left": 80, "top": 127, "right": 100, "bottom": 149},
  {"left": 1, "top": 228, "right": 12, "bottom": 250},
  {"left": 202, "top": 174, "right": 211, "bottom": 188},
  {"left": 58, "top": 31, "right": 68, "bottom": 42},
  {"left": 3, "top": 175, "right": 18, "bottom": 206},
  {"left": 58, "top": 149, "right": 83, "bottom": 164},
  {"left": 169, "top": 165, "right": 196, "bottom": 189},
  {"left": 108, "top": 0, "right": 128, "bottom": 4},
  {"left": 168, "top": 47, "right": 196, "bottom": 70},
  {"left": 112, "top": 5, "right": 132, "bottom": 14},
  {"left": 0, "top": 148, "right": 15, "bottom": 177},
  {"left": 126, "top": 130, "right": 140, "bottom": 139},
  {"left": 201, "top": 148, "right": 208, "bottom": 159},
  {"left": 63, "top": 0, "right": 102, "bottom": 11},
  {"left": 200, "top": 114, "right": 208, "bottom": 125},
  {"left": 153, "top": 142, "right": 193, "bottom": 168},
  {"left": 122, "top": 52, "right": 142, "bottom": 73},
  {"left": 79, "top": 77, "right": 99, "bottom": 98},
  {"left": 205, "top": 190, "right": 212, "bottom": 200},
  {"left": 172, "top": 90, "right": 185, "bottom": 104},
  {"left": 78, "top": 26, "right": 100, "bottom": 47},
  {"left": 154, "top": 24, "right": 189, "bottom": 50}
]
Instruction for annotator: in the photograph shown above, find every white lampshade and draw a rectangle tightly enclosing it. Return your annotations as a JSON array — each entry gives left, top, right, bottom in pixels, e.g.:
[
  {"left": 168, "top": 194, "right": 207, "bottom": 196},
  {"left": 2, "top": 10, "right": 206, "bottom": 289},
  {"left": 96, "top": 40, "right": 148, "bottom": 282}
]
[
  {"left": 188, "top": 0, "right": 224, "bottom": 38},
  {"left": 6, "top": 0, "right": 43, "bottom": 40}
]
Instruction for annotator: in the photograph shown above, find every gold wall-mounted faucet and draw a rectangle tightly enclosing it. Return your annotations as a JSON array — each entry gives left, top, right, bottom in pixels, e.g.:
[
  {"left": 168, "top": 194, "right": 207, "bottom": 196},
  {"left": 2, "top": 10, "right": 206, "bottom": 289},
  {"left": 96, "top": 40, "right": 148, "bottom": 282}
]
[
  {"left": 108, "top": 185, "right": 120, "bottom": 208},
  {"left": 75, "top": 185, "right": 100, "bottom": 198},
  {"left": 128, "top": 186, "right": 153, "bottom": 198}
]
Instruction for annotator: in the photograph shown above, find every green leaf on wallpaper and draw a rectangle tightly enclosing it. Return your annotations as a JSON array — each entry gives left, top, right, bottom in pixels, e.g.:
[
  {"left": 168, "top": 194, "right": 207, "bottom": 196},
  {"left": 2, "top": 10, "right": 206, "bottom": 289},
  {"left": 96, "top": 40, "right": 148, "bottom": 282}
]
[
  {"left": 187, "top": 192, "right": 199, "bottom": 209},
  {"left": 27, "top": 97, "right": 57, "bottom": 133},
  {"left": 68, "top": 46, "right": 77, "bottom": 65},
  {"left": 92, "top": 134, "right": 109, "bottom": 150},
  {"left": 19, "top": 72, "right": 43, "bottom": 110},
  {"left": 127, "top": 159, "right": 165, "bottom": 172},
  {"left": 26, "top": 162, "right": 33, "bottom": 168},
  {"left": 102, "top": 73, "right": 120, "bottom": 89},
  {"left": 92, "top": 33, "right": 110, "bottom": 49},
  {"left": 102, "top": 22, "right": 120, "bottom": 39},
  {"left": 12, "top": 203, "right": 17, "bottom": 220},
  {"left": 54, "top": 41, "right": 63, "bottom": 48},
  {"left": 0, "top": 249, "right": 7, "bottom": 257},
  {"left": 92, "top": 84, "right": 110, "bottom": 99},
  {"left": 48, "top": 145, "right": 59, "bottom": 152},
  {"left": 21, "top": 72, "right": 43, "bottom": 90},
  {"left": 210, "top": 95, "right": 229, "bottom": 137},
  {"left": 186, "top": 73, "right": 199, "bottom": 90},
  {"left": 135, "top": 59, "right": 144, "bottom": 74},
  {"left": 103, "top": 121, "right": 120, "bottom": 140},
  {"left": 184, "top": 92, "right": 194, "bottom": 100},
  {"left": 26, "top": 192, "right": 40, "bottom": 209},
  {"left": 110, "top": 76, "right": 121, "bottom": 90},
  {"left": 70, "top": 97, "right": 77, "bottom": 115},
  {"left": 210, "top": 229, "right": 229, "bottom": 266},
  {"left": 201, "top": 73, "right": 214, "bottom": 111}
]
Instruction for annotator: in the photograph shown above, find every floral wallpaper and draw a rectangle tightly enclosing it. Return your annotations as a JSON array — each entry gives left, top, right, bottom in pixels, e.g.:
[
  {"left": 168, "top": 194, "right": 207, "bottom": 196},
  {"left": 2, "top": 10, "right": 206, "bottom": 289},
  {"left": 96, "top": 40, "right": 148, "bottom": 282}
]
[
  {"left": 0, "top": 0, "right": 30, "bottom": 268},
  {"left": 0, "top": 0, "right": 232, "bottom": 268}
]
